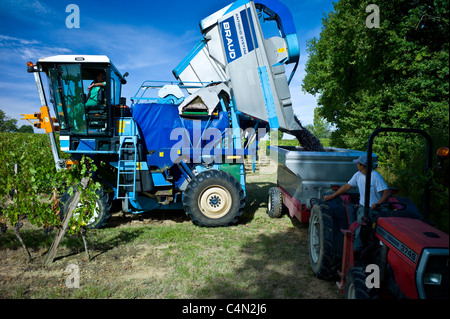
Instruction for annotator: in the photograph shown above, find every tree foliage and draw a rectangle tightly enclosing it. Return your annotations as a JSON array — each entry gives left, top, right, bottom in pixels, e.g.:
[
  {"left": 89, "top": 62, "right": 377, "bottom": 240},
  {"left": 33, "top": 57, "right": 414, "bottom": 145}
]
[
  {"left": 302, "top": 0, "right": 448, "bottom": 151},
  {"left": 17, "top": 125, "right": 34, "bottom": 133},
  {"left": 0, "top": 108, "right": 34, "bottom": 133},
  {"left": 305, "top": 108, "right": 333, "bottom": 139},
  {"left": 0, "top": 109, "right": 18, "bottom": 133},
  {"left": 302, "top": 0, "right": 449, "bottom": 230}
]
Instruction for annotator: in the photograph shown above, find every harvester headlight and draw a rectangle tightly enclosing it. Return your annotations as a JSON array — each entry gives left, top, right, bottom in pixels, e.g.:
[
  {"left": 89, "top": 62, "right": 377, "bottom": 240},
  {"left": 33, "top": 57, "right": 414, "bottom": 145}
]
[{"left": 423, "top": 273, "right": 442, "bottom": 285}]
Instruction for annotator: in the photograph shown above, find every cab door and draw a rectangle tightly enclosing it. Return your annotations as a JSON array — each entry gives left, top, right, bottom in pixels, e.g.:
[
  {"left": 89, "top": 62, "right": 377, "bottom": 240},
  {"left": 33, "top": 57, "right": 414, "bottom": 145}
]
[{"left": 54, "top": 63, "right": 87, "bottom": 135}]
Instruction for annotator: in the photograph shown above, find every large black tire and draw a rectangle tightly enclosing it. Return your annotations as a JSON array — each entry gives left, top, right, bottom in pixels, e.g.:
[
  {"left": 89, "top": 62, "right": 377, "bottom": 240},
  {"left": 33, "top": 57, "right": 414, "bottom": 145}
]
[
  {"left": 345, "top": 267, "right": 373, "bottom": 299},
  {"left": 183, "top": 170, "right": 245, "bottom": 227},
  {"left": 60, "top": 187, "right": 112, "bottom": 229},
  {"left": 308, "top": 202, "right": 337, "bottom": 280},
  {"left": 267, "top": 187, "right": 283, "bottom": 218}
]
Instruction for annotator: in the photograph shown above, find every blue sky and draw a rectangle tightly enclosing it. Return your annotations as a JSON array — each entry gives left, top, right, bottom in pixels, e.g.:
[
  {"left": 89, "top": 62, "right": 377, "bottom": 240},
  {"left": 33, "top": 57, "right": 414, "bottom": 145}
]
[{"left": 0, "top": 0, "right": 334, "bottom": 129}]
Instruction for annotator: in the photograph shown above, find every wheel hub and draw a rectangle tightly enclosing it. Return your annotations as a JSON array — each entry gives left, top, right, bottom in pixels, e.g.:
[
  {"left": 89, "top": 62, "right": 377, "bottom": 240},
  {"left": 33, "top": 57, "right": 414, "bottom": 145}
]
[
  {"left": 199, "top": 186, "right": 232, "bottom": 219},
  {"left": 209, "top": 195, "right": 221, "bottom": 207}
]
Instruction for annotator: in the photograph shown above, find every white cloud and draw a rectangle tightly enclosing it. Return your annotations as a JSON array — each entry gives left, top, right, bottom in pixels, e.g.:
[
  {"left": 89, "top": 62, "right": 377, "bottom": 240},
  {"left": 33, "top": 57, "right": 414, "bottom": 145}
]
[
  {"left": 0, "top": 34, "right": 72, "bottom": 62},
  {"left": 0, "top": 35, "right": 40, "bottom": 46},
  {"left": 0, "top": 0, "right": 53, "bottom": 15}
]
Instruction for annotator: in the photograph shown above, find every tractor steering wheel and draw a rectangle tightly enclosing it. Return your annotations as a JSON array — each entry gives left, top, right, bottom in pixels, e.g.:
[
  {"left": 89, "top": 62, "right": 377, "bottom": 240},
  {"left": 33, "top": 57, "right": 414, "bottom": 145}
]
[{"left": 375, "top": 201, "right": 407, "bottom": 211}]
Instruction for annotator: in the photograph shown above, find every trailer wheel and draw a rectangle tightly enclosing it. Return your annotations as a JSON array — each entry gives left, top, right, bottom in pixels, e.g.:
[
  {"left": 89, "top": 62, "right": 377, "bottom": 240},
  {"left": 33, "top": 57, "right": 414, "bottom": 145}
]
[
  {"left": 60, "top": 187, "right": 112, "bottom": 229},
  {"left": 345, "top": 267, "right": 372, "bottom": 299},
  {"left": 308, "top": 202, "right": 337, "bottom": 280},
  {"left": 183, "top": 170, "right": 245, "bottom": 227},
  {"left": 267, "top": 187, "right": 283, "bottom": 218}
]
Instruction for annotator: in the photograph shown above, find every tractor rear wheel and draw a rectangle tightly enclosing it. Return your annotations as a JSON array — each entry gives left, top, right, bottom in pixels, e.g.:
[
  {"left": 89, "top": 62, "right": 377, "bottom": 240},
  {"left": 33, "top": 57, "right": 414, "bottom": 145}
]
[
  {"left": 267, "top": 187, "right": 283, "bottom": 218},
  {"left": 183, "top": 170, "right": 245, "bottom": 227},
  {"left": 60, "top": 187, "right": 112, "bottom": 229},
  {"left": 308, "top": 202, "right": 337, "bottom": 280}
]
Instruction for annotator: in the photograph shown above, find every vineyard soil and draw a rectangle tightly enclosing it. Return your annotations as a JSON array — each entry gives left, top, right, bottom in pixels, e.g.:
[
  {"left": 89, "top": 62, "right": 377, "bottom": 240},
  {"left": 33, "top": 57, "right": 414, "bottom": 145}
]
[{"left": 0, "top": 156, "right": 339, "bottom": 299}]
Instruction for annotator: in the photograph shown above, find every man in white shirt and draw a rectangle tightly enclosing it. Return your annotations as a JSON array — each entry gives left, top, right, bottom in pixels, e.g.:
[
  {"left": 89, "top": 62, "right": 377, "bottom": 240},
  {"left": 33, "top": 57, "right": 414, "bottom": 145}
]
[{"left": 324, "top": 155, "right": 391, "bottom": 251}]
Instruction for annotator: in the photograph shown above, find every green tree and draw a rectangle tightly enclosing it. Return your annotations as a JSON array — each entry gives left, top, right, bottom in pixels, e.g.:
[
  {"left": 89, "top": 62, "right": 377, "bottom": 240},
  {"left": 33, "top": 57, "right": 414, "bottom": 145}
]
[
  {"left": 302, "top": 0, "right": 448, "bottom": 151},
  {"left": 17, "top": 125, "right": 34, "bottom": 133},
  {"left": 305, "top": 108, "right": 332, "bottom": 139},
  {"left": 302, "top": 0, "right": 449, "bottom": 230},
  {"left": 0, "top": 109, "right": 18, "bottom": 133}
]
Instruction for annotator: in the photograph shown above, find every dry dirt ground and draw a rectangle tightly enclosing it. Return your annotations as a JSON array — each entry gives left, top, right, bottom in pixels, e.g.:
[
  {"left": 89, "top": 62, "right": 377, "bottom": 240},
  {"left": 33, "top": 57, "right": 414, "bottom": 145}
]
[{"left": 0, "top": 159, "right": 340, "bottom": 299}]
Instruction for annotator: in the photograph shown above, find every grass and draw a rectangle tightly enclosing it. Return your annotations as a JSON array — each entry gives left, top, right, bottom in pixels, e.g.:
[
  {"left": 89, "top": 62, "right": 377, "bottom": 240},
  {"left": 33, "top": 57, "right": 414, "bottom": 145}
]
[{"left": 0, "top": 159, "right": 338, "bottom": 299}]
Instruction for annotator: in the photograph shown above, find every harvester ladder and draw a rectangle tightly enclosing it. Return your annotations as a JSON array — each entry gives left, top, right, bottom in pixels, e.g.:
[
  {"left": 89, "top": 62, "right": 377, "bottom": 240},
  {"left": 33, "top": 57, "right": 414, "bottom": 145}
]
[{"left": 116, "top": 136, "right": 137, "bottom": 200}]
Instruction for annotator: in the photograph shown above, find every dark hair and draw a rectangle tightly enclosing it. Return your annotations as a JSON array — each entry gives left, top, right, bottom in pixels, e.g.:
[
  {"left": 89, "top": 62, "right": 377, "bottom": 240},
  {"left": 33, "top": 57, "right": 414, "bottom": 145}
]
[{"left": 94, "top": 70, "right": 106, "bottom": 83}]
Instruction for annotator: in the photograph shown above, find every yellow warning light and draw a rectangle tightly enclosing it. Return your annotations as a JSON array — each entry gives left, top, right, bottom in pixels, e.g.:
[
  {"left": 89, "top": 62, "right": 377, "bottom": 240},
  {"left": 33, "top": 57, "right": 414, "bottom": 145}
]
[{"left": 437, "top": 147, "right": 449, "bottom": 158}]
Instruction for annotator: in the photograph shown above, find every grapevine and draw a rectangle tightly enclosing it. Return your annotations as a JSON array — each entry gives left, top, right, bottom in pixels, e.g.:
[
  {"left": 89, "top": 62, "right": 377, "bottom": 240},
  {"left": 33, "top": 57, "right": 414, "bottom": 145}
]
[{"left": 0, "top": 132, "right": 100, "bottom": 262}]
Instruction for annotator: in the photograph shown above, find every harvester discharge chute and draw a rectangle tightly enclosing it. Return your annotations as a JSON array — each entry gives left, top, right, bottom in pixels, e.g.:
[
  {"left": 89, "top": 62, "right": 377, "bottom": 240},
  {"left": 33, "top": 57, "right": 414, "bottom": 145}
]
[{"left": 173, "top": 0, "right": 301, "bottom": 133}]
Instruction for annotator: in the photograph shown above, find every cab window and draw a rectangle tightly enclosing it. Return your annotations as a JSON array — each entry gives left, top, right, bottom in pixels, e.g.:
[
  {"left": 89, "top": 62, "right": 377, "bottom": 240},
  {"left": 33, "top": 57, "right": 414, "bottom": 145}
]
[{"left": 58, "top": 64, "right": 86, "bottom": 134}]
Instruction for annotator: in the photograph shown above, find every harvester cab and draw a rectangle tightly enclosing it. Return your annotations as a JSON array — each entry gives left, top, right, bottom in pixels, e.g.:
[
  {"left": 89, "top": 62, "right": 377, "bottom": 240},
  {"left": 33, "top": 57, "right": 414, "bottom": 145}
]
[{"left": 29, "top": 55, "right": 127, "bottom": 140}]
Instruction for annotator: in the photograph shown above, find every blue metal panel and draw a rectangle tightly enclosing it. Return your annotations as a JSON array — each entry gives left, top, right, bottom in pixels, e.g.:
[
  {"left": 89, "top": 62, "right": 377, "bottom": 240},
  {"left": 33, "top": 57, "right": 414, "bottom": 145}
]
[
  {"left": 151, "top": 172, "right": 172, "bottom": 187},
  {"left": 60, "top": 136, "right": 70, "bottom": 152},
  {"left": 69, "top": 150, "right": 116, "bottom": 154},
  {"left": 147, "top": 148, "right": 175, "bottom": 170},
  {"left": 220, "top": 6, "right": 260, "bottom": 64},
  {"left": 257, "top": 66, "right": 280, "bottom": 129},
  {"left": 116, "top": 117, "right": 138, "bottom": 136},
  {"left": 173, "top": 39, "right": 207, "bottom": 78},
  {"left": 240, "top": 7, "right": 259, "bottom": 52},
  {"left": 228, "top": 99, "right": 246, "bottom": 196},
  {"left": 128, "top": 196, "right": 184, "bottom": 213},
  {"left": 285, "top": 33, "right": 300, "bottom": 66},
  {"left": 77, "top": 139, "right": 96, "bottom": 151},
  {"left": 220, "top": 15, "right": 242, "bottom": 63},
  {"left": 255, "top": 0, "right": 296, "bottom": 34}
]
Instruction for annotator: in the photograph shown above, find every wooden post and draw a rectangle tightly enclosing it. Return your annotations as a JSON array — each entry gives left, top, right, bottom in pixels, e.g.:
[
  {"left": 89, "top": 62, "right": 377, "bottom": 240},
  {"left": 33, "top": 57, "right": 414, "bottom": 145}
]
[{"left": 44, "top": 177, "right": 89, "bottom": 266}]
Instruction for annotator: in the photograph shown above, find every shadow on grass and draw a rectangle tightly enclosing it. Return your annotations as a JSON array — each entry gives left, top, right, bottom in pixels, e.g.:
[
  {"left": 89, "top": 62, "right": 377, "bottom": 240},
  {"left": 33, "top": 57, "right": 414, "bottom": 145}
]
[
  {"left": 194, "top": 228, "right": 336, "bottom": 299},
  {"left": 0, "top": 228, "right": 54, "bottom": 250},
  {"left": 0, "top": 226, "right": 146, "bottom": 262},
  {"left": 106, "top": 178, "right": 274, "bottom": 228},
  {"left": 106, "top": 209, "right": 190, "bottom": 228},
  {"left": 240, "top": 181, "right": 275, "bottom": 224}
]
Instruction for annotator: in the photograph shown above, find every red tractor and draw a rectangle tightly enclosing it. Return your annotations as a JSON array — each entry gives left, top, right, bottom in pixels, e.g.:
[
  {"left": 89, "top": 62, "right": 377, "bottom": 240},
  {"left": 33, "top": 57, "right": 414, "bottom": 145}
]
[{"left": 308, "top": 128, "right": 449, "bottom": 299}]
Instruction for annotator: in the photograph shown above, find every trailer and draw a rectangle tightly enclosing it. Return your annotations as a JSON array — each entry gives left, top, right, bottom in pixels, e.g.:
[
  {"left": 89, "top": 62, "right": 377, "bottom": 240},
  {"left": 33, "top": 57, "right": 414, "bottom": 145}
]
[{"left": 266, "top": 145, "right": 375, "bottom": 223}]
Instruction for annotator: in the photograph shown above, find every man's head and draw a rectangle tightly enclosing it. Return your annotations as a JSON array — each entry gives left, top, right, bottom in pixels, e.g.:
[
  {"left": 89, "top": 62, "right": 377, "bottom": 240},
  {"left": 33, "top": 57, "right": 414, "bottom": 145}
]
[
  {"left": 96, "top": 70, "right": 106, "bottom": 82},
  {"left": 353, "top": 155, "right": 377, "bottom": 172},
  {"left": 353, "top": 155, "right": 368, "bottom": 167}
]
